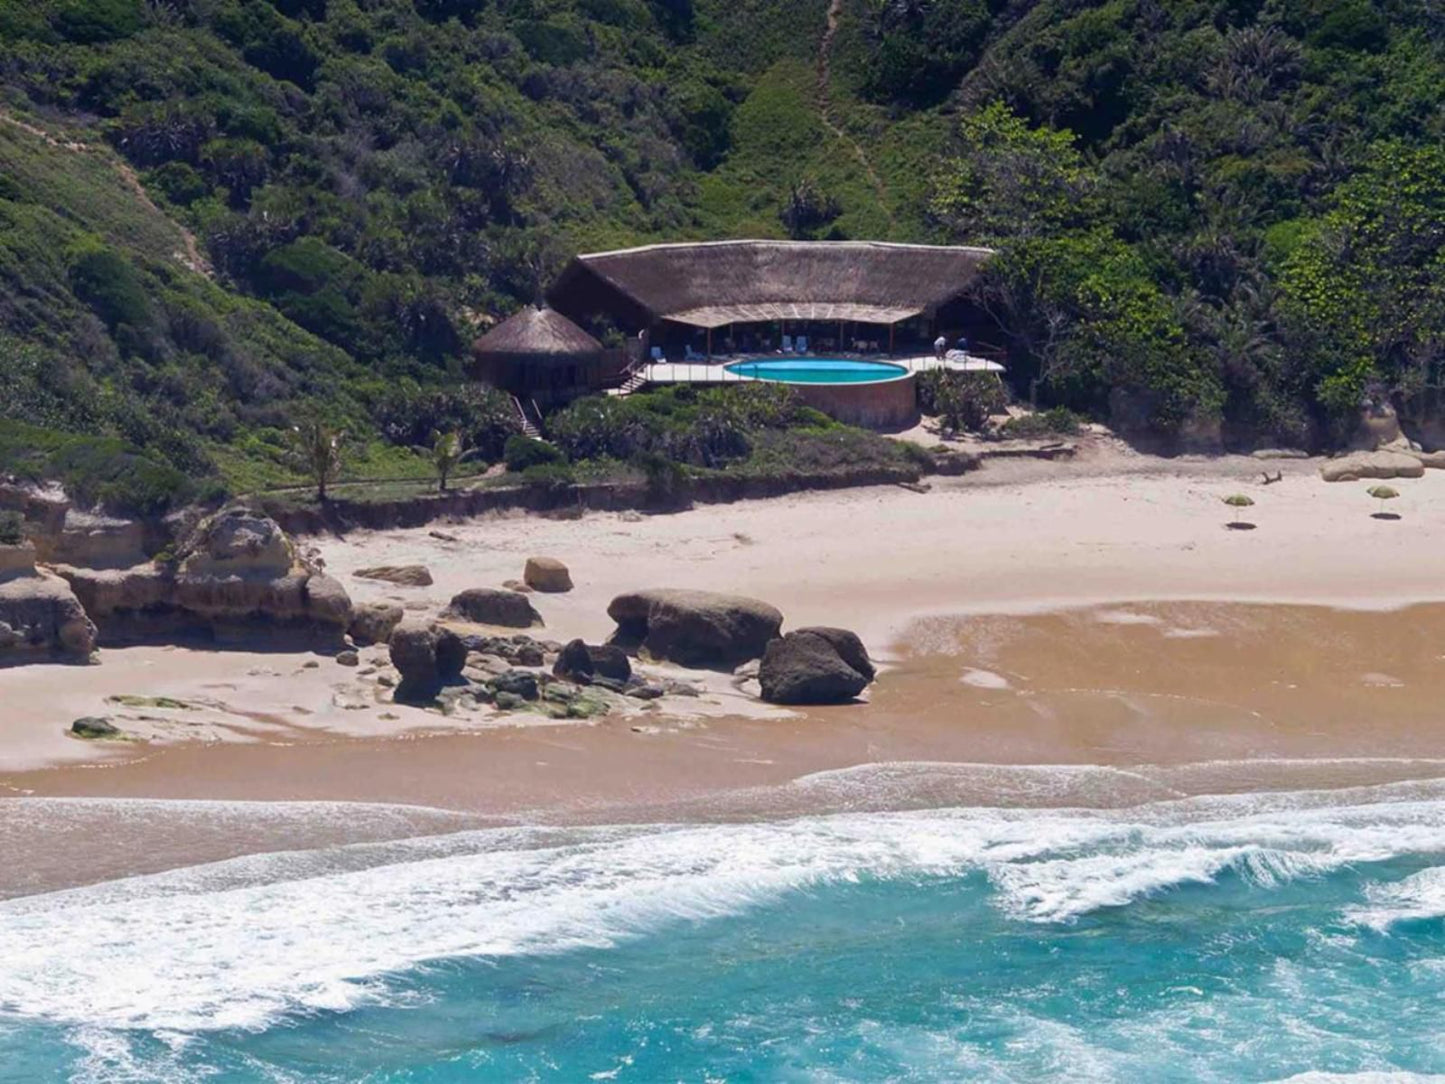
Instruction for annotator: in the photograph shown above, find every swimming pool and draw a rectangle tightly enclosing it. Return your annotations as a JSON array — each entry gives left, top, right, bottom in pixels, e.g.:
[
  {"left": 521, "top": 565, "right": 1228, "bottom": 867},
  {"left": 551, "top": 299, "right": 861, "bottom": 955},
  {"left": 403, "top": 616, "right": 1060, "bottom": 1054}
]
[{"left": 725, "top": 358, "right": 909, "bottom": 385}]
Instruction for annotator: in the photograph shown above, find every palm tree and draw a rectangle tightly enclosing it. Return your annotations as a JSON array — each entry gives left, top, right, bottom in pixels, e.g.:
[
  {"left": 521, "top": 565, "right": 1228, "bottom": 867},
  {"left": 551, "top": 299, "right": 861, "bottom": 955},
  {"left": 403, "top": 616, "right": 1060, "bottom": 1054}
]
[
  {"left": 292, "top": 419, "right": 345, "bottom": 502},
  {"left": 428, "top": 430, "right": 483, "bottom": 492}
]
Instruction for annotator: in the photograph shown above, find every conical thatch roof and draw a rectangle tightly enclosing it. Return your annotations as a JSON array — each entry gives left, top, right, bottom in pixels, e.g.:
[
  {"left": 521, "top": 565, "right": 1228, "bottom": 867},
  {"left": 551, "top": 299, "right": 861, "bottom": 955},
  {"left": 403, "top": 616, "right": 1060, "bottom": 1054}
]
[
  {"left": 473, "top": 306, "right": 602, "bottom": 359},
  {"left": 548, "top": 240, "right": 994, "bottom": 329}
]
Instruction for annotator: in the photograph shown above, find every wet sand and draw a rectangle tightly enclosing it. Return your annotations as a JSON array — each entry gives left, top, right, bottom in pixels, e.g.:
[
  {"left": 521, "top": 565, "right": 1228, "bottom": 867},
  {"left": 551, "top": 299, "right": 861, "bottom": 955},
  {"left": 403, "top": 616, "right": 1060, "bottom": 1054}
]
[{"left": 7, "top": 600, "right": 1445, "bottom": 896}]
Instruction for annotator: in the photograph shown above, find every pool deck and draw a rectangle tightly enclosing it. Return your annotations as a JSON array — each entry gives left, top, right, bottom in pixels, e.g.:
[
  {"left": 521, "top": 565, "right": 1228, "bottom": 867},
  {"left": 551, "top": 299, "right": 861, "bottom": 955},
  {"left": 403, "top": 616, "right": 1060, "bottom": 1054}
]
[{"left": 634, "top": 353, "right": 1004, "bottom": 388}]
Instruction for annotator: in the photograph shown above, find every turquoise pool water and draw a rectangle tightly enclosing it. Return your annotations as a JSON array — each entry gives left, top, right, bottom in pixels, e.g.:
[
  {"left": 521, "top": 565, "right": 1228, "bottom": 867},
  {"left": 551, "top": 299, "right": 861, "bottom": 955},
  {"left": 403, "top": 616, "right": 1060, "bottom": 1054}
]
[
  {"left": 6, "top": 771, "right": 1445, "bottom": 1081},
  {"left": 725, "top": 357, "right": 909, "bottom": 384}
]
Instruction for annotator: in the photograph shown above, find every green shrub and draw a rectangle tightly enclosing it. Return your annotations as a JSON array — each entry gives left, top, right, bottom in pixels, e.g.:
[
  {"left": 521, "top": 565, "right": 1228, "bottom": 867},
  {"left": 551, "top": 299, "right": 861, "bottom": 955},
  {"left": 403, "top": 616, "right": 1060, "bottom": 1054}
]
[
  {"left": 505, "top": 435, "right": 567, "bottom": 472},
  {"left": 378, "top": 385, "right": 519, "bottom": 461},
  {"left": 68, "top": 245, "right": 151, "bottom": 331},
  {"left": 0, "top": 510, "right": 24, "bottom": 546},
  {"left": 520, "top": 462, "right": 575, "bottom": 492},
  {"left": 1000, "top": 408, "right": 1082, "bottom": 439},
  {"left": 918, "top": 371, "right": 1009, "bottom": 432},
  {"left": 634, "top": 451, "right": 691, "bottom": 507}
]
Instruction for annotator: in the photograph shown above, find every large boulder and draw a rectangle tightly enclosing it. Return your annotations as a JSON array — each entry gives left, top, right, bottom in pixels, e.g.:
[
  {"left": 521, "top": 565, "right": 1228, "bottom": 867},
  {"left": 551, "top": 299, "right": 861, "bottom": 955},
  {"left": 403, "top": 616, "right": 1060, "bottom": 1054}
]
[
  {"left": 443, "top": 587, "right": 543, "bottom": 628},
  {"left": 607, "top": 589, "right": 783, "bottom": 669},
  {"left": 758, "top": 628, "right": 874, "bottom": 705},
  {"left": 180, "top": 507, "right": 293, "bottom": 577},
  {"left": 554, "top": 638, "right": 632, "bottom": 683},
  {"left": 523, "top": 557, "right": 573, "bottom": 593},
  {"left": 0, "top": 568, "right": 97, "bottom": 664},
  {"left": 349, "top": 601, "right": 405, "bottom": 646},
  {"left": 389, "top": 623, "right": 466, "bottom": 701},
  {"left": 1320, "top": 451, "right": 1426, "bottom": 482},
  {"left": 354, "top": 564, "right": 433, "bottom": 587}
]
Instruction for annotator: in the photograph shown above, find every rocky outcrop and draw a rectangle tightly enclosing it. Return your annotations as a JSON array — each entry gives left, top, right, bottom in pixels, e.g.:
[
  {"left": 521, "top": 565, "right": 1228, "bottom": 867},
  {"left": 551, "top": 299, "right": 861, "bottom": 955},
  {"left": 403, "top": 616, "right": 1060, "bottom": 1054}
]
[
  {"left": 443, "top": 587, "right": 543, "bottom": 628},
  {"left": 354, "top": 564, "right": 433, "bottom": 587},
  {"left": 0, "top": 567, "right": 97, "bottom": 664},
  {"left": 1320, "top": 451, "right": 1426, "bottom": 482},
  {"left": 71, "top": 716, "right": 119, "bottom": 739},
  {"left": 349, "top": 601, "right": 404, "bottom": 646},
  {"left": 758, "top": 628, "right": 875, "bottom": 705},
  {"left": 0, "top": 541, "right": 36, "bottom": 580},
  {"left": 554, "top": 638, "right": 631, "bottom": 683},
  {"left": 389, "top": 622, "right": 466, "bottom": 701},
  {"left": 524, "top": 557, "right": 573, "bottom": 593},
  {"left": 607, "top": 589, "right": 783, "bottom": 669},
  {"left": 1351, "top": 401, "right": 1404, "bottom": 451},
  {"left": 55, "top": 508, "right": 351, "bottom": 646}
]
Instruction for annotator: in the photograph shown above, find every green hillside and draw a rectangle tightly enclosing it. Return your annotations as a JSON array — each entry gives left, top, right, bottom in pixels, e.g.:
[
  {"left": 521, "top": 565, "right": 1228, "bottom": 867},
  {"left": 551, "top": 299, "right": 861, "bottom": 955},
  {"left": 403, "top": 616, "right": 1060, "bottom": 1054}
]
[{"left": 1, "top": 0, "right": 1443, "bottom": 510}]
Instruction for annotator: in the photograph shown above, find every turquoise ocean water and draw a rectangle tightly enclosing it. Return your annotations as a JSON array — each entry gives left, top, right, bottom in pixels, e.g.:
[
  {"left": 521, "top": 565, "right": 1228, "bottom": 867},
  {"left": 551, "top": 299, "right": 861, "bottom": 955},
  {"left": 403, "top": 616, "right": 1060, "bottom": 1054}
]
[{"left": 5, "top": 767, "right": 1445, "bottom": 1082}]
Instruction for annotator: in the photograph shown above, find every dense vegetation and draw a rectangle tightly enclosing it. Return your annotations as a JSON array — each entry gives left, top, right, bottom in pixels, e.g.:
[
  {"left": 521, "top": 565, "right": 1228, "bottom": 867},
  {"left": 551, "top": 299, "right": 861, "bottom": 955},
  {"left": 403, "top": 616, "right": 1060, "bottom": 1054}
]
[{"left": 0, "top": 0, "right": 1442, "bottom": 512}]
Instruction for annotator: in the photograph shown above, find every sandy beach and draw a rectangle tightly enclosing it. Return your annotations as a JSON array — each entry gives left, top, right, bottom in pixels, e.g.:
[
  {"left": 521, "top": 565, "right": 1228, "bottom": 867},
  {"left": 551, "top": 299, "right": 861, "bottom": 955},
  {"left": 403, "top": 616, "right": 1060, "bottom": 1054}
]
[{"left": 6, "top": 445, "right": 1445, "bottom": 892}]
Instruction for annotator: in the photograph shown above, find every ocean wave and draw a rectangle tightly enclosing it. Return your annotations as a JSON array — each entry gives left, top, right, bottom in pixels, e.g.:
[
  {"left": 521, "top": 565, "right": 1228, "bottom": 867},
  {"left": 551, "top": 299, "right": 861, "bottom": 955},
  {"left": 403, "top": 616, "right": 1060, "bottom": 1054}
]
[
  {"left": 1344, "top": 866, "right": 1445, "bottom": 933},
  {"left": 4, "top": 782, "right": 1445, "bottom": 1034}
]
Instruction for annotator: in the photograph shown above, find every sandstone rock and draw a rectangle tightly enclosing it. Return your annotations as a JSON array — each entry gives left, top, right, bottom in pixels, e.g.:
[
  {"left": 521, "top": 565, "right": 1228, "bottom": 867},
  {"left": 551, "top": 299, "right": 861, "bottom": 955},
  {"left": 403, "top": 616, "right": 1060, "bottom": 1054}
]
[
  {"left": 1320, "top": 451, "right": 1426, "bottom": 482},
  {"left": 0, "top": 542, "right": 36, "bottom": 581},
  {"left": 181, "top": 508, "right": 293, "bottom": 577},
  {"left": 554, "top": 638, "right": 632, "bottom": 683},
  {"left": 1251, "top": 448, "right": 1311, "bottom": 460},
  {"left": 349, "top": 601, "right": 404, "bottom": 646},
  {"left": 1352, "top": 401, "right": 1404, "bottom": 451},
  {"left": 71, "top": 716, "right": 119, "bottom": 739},
  {"left": 45, "top": 514, "right": 147, "bottom": 570},
  {"left": 524, "top": 557, "right": 573, "bottom": 593},
  {"left": 443, "top": 587, "right": 543, "bottom": 629},
  {"left": 494, "top": 691, "right": 525, "bottom": 710},
  {"left": 502, "top": 579, "right": 534, "bottom": 594},
  {"left": 607, "top": 589, "right": 783, "bottom": 669},
  {"left": 55, "top": 510, "right": 351, "bottom": 647},
  {"left": 759, "top": 629, "right": 875, "bottom": 705},
  {"left": 0, "top": 569, "right": 97, "bottom": 663},
  {"left": 627, "top": 683, "right": 665, "bottom": 700},
  {"left": 354, "top": 564, "right": 433, "bottom": 587},
  {"left": 336, "top": 649, "right": 360, "bottom": 667},
  {"left": 1408, "top": 450, "right": 1445, "bottom": 470}
]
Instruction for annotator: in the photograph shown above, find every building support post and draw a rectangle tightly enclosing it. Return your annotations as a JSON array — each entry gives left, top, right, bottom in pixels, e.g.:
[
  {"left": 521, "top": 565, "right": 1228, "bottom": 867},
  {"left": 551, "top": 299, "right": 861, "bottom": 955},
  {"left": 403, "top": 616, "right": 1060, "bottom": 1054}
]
[{"left": 889, "top": 323, "right": 895, "bottom": 357}]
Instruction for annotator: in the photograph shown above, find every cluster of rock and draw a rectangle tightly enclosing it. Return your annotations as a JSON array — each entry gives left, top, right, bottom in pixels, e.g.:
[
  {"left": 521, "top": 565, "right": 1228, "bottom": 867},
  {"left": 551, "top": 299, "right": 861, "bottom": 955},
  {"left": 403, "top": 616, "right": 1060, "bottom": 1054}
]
[
  {"left": 386, "top": 624, "right": 668, "bottom": 717},
  {"left": 1322, "top": 402, "right": 1445, "bottom": 481},
  {"left": 600, "top": 587, "right": 877, "bottom": 705}
]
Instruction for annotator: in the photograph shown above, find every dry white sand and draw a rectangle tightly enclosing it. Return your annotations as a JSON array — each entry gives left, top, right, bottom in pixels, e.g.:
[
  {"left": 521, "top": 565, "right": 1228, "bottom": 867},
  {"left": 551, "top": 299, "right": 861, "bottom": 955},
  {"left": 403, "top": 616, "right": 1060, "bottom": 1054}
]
[{"left": 4, "top": 445, "right": 1445, "bottom": 773}]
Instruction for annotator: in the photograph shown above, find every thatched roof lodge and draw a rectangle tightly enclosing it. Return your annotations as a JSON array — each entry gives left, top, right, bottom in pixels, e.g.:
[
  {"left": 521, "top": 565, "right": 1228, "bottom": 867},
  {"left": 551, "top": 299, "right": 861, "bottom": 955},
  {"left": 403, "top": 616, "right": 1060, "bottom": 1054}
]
[
  {"left": 547, "top": 240, "right": 994, "bottom": 357},
  {"left": 471, "top": 305, "right": 612, "bottom": 405}
]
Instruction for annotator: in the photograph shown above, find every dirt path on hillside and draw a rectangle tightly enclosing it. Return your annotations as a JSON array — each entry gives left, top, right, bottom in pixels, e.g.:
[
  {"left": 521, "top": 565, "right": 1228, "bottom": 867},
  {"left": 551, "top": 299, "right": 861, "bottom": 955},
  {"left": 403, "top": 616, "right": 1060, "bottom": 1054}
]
[
  {"left": 816, "top": 0, "right": 894, "bottom": 228},
  {"left": 0, "top": 108, "right": 212, "bottom": 277}
]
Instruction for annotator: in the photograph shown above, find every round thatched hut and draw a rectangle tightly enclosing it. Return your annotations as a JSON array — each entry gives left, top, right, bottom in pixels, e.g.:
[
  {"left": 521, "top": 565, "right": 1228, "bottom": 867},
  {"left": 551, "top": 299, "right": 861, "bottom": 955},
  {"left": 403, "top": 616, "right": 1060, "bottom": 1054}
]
[{"left": 472, "top": 306, "right": 607, "bottom": 406}]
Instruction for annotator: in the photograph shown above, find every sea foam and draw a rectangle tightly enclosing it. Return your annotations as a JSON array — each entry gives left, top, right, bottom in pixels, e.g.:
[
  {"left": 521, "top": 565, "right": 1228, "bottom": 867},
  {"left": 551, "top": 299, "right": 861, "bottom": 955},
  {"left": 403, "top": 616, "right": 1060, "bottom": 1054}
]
[{"left": 4, "top": 781, "right": 1445, "bottom": 1035}]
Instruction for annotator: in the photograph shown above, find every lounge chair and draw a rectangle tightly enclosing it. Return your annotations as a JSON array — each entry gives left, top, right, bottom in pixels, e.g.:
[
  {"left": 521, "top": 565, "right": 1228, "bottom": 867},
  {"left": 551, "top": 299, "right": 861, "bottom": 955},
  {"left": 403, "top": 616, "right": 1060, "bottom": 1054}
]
[
  {"left": 781, "top": 335, "right": 794, "bottom": 353},
  {"left": 684, "top": 345, "right": 704, "bottom": 361},
  {"left": 650, "top": 346, "right": 664, "bottom": 361},
  {"left": 795, "top": 335, "right": 808, "bottom": 355}
]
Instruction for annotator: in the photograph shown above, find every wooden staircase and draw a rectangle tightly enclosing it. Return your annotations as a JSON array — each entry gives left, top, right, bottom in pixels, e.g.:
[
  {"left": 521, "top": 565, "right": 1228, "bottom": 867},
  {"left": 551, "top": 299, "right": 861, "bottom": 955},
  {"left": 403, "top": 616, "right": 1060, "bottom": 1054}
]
[
  {"left": 607, "top": 367, "right": 650, "bottom": 398},
  {"left": 512, "top": 396, "right": 543, "bottom": 439}
]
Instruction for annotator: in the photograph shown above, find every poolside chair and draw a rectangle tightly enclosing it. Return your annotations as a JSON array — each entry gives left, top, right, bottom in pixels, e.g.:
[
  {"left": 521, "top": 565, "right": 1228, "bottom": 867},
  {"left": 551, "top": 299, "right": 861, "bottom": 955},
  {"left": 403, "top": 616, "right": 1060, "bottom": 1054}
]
[
  {"left": 684, "top": 345, "right": 704, "bottom": 361},
  {"left": 795, "top": 335, "right": 808, "bottom": 355},
  {"left": 650, "top": 346, "right": 664, "bottom": 361},
  {"left": 781, "top": 335, "right": 794, "bottom": 353}
]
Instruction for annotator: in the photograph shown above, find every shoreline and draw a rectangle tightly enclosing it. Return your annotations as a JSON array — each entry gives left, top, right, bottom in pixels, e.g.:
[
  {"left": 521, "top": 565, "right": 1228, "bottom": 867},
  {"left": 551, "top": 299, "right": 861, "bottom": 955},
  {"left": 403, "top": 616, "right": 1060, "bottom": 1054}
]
[{"left": 7, "top": 447, "right": 1445, "bottom": 891}]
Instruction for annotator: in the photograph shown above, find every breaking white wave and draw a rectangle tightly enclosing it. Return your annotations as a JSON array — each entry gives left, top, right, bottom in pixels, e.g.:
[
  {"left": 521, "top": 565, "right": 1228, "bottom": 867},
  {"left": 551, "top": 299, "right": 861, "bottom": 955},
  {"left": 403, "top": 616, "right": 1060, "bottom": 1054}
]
[
  {"left": 4, "top": 779, "right": 1445, "bottom": 1034},
  {"left": 1345, "top": 866, "right": 1445, "bottom": 932}
]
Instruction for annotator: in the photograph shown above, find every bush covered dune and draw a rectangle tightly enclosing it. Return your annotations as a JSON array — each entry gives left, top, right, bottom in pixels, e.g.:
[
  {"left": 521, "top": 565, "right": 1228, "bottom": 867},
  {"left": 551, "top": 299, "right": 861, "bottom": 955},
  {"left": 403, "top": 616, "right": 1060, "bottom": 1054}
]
[{"left": 1, "top": 0, "right": 1442, "bottom": 514}]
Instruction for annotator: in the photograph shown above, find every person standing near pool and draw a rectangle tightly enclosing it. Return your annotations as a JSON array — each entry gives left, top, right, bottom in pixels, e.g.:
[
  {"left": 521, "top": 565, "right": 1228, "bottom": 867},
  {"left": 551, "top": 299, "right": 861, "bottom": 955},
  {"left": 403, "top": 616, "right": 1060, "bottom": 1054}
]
[{"left": 933, "top": 334, "right": 947, "bottom": 359}]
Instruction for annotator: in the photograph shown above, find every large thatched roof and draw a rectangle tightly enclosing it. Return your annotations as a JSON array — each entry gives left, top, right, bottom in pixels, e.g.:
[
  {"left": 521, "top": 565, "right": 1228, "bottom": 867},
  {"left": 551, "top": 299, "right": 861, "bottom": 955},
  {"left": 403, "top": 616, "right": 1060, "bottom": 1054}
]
[
  {"left": 548, "top": 240, "right": 993, "bottom": 329},
  {"left": 473, "top": 306, "right": 602, "bottom": 359}
]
